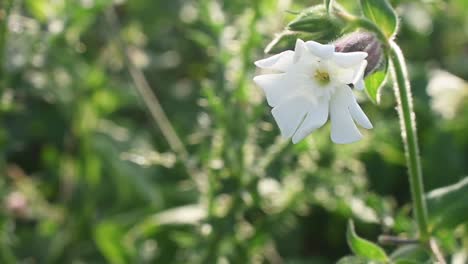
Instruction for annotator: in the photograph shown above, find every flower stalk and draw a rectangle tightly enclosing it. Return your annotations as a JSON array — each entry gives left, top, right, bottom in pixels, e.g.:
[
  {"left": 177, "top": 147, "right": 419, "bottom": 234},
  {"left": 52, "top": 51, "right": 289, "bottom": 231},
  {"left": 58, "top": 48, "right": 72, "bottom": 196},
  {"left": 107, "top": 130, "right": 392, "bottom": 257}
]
[
  {"left": 335, "top": 3, "right": 430, "bottom": 244},
  {"left": 389, "top": 41, "right": 429, "bottom": 242}
]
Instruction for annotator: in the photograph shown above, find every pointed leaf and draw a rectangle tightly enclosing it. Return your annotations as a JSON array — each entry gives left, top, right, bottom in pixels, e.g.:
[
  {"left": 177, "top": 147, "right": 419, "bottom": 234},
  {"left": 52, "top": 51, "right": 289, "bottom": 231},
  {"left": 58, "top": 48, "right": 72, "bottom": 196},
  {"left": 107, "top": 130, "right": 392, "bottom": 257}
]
[
  {"left": 394, "top": 260, "right": 420, "bottom": 264},
  {"left": 337, "top": 256, "right": 368, "bottom": 264},
  {"left": 390, "top": 245, "right": 431, "bottom": 263},
  {"left": 94, "top": 221, "right": 129, "bottom": 264},
  {"left": 360, "top": 0, "right": 398, "bottom": 38},
  {"left": 426, "top": 176, "right": 468, "bottom": 231},
  {"left": 365, "top": 59, "right": 388, "bottom": 104},
  {"left": 126, "top": 204, "right": 205, "bottom": 243},
  {"left": 346, "top": 220, "right": 388, "bottom": 262}
]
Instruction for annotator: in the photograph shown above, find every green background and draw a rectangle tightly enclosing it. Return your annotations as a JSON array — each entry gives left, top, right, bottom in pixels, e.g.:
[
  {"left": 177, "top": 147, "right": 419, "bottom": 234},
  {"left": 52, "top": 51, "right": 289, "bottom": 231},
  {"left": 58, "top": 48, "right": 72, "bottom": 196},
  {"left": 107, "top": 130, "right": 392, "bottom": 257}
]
[{"left": 0, "top": 0, "right": 467, "bottom": 263}]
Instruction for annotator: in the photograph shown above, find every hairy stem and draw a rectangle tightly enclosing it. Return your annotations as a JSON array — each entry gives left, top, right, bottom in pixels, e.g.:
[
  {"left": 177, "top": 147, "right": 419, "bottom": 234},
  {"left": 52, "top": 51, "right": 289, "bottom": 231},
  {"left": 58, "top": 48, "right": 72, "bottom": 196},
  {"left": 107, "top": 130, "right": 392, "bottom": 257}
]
[{"left": 389, "top": 41, "right": 429, "bottom": 242}]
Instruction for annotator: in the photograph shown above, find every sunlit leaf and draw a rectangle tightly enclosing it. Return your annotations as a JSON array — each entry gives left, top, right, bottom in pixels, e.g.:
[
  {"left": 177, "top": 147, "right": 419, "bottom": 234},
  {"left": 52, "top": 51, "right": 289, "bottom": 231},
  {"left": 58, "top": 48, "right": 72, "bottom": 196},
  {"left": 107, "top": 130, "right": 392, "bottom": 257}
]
[
  {"left": 336, "top": 256, "right": 368, "bottom": 264},
  {"left": 360, "top": 0, "right": 398, "bottom": 38},
  {"left": 390, "top": 245, "right": 431, "bottom": 263},
  {"left": 346, "top": 220, "right": 388, "bottom": 262},
  {"left": 95, "top": 221, "right": 129, "bottom": 264},
  {"left": 25, "top": 0, "right": 63, "bottom": 21},
  {"left": 426, "top": 176, "right": 468, "bottom": 231},
  {"left": 364, "top": 63, "right": 388, "bottom": 104},
  {"left": 127, "top": 204, "right": 205, "bottom": 242},
  {"left": 393, "top": 260, "right": 420, "bottom": 264}
]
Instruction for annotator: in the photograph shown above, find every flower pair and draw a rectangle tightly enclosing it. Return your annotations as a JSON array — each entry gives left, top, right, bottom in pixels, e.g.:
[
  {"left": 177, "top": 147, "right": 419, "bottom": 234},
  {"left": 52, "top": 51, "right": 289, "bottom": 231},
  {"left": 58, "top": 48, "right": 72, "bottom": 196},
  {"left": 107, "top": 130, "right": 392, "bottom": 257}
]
[{"left": 254, "top": 39, "right": 373, "bottom": 144}]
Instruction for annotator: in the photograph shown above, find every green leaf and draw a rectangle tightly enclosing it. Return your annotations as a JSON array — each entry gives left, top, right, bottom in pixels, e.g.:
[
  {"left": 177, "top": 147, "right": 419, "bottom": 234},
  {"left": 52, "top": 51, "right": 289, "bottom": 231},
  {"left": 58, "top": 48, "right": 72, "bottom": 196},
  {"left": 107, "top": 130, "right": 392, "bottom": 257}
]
[
  {"left": 336, "top": 256, "right": 368, "bottom": 264},
  {"left": 94, "top": 221, "right": 129, "bottom": 264},
  {"left": 390, "top": 245, "right": 431, "bottom": 263},
  {"left": 346, "top": 220, "right": 388, "bottom": 262},
  {"left": 364, "top": 62, "right": 388, "bottom": 104},
  {"left": 360, "top": 0, "right": 398, "bottom": 38},
  {"left": 126, "top": 204, "right": 205, "bottom": 243},
  {"left": 25, "top": 0, "right": 63, "bottom": 21},
  {"left": 426, "top": 176, "right": 468, "bottom": 231},
  {"left": 393, "top": 260, "right": 420, "bottom": 264}
]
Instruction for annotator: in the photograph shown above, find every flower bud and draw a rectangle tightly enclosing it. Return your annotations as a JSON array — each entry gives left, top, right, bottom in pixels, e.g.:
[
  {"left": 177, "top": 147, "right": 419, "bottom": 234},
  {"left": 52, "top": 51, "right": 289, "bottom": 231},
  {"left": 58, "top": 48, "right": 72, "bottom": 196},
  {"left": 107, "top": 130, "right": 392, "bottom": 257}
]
[
  {"left": 287, "top": 5, "right": 343, "bottom": 41},
  {"left": 334, "top": 32, "right": 383, "bottom": 76}
]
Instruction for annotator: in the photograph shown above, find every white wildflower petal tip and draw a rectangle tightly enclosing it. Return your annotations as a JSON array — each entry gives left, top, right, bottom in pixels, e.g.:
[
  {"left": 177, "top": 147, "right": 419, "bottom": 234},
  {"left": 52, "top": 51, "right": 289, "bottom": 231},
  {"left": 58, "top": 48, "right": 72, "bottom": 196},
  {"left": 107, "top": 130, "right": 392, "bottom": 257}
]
[
  {"left": 332, "top": 51, "right": 368, "bottom": 68},
  {"left": 349, "top": 100, "right": 373, "bottom": 129},
  {"left": 305, "top": 40, "right": 335, "bottom": 59},
  {"left": 253, "top": 39, "right": 373, "bottom": 144},
  {"left": 292, "top": 99, "right": 329, "bottom": 144},
  {"left": 293, "top": 39, "right": 306, "bottom": 62},
  {"left": 271, "top": 95, "right": 311, "bottom": 138},
  {"left": 254, "top": 50, "right": 294, "bottom": 72},
  {"left": 329, "top": 86, "right": 363, "bottom": 144},
  {"left": 330, "top": 102, "right": 362, "bottom": 144},
  {"left": 355, "top": 78, "right": 365, "bottom": 90},
  {"left": 253, "top": 73, "right": 301, "bottom": 107},
  {"left": 352, "top": 60, "right": 368, "bottom": 88}
]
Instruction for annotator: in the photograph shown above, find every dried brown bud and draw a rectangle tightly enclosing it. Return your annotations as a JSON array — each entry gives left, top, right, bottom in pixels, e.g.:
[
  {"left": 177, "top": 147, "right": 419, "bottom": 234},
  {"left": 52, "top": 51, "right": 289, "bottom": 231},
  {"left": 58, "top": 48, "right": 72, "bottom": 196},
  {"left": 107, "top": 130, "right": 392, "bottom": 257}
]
[{"left": 334, "top": 32, "right": 383, "bottom": 76}]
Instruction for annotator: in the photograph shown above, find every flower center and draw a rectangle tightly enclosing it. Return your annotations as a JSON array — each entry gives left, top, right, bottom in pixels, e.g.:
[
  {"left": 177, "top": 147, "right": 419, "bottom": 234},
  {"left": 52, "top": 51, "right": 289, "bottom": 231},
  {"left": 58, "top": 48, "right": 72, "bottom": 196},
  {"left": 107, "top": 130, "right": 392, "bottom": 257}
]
[{"left": 313, "top": 69, "right": 330, "bottom": 86}]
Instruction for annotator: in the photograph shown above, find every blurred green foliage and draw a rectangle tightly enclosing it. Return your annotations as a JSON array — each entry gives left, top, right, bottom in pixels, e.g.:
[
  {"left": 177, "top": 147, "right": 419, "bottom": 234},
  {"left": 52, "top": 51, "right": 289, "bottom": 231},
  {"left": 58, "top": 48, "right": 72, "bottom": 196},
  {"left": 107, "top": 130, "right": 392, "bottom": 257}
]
[{"left": 0, "top": 0, "right": 467, "bottom": 263}]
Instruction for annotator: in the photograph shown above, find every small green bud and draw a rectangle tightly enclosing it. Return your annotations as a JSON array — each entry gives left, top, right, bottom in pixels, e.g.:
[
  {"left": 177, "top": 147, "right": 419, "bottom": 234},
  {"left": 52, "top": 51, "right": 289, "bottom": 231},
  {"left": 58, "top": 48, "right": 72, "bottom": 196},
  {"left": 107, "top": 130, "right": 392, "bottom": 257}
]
[{"left": 287, "top": 5, "right": 343, "bottom": 42}]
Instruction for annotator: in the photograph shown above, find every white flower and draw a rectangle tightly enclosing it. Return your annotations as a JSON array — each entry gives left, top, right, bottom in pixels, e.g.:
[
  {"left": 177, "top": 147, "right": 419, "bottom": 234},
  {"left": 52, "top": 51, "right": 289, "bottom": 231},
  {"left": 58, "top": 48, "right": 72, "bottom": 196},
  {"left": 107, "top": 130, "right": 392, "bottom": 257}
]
[{"left": 253, "top": 39, "right": 373, "bottom": 144}]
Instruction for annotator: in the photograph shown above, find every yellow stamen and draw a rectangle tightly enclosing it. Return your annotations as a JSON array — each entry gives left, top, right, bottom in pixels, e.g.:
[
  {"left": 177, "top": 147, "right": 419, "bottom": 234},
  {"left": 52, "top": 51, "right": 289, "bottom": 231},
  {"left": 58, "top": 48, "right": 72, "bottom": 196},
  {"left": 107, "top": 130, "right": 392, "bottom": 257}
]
[{"left": 314, "top": 70, "right": 330, "bottom": 86}]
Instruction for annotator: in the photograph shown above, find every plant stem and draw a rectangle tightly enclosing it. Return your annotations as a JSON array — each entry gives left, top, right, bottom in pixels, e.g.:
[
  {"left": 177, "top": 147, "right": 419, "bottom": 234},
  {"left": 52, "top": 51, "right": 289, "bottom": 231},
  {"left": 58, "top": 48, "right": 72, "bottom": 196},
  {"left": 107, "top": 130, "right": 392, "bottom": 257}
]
[{"left": 389, "top": 41, "right": 429, "bottom": 242}]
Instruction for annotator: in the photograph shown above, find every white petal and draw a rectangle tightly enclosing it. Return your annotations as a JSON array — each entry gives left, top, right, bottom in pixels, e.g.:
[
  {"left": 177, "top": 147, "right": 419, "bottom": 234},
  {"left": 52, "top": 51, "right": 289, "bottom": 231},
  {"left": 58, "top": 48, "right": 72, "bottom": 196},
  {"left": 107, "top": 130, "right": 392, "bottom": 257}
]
[
  {"left": 328, "top": 59, "right": 367, "bottom": 85},
  {"left": 272, "top": 95, "right": 312, "bottom": 138},
  {"left": 336, "top": 83, "right": 372, "bottom": 129},
  {"left": 254, "top": 50, "right": 294, "bottom": 72},
  {"left": 328, "top": 63, "right": 356, "bottom": 84},
  {"left": 293, "top": 39, "right": 306, "bottom": 63},
  {"left": 329, "top": 86, "right": 362, "bottom": 144},
  {"left": 352, "top": 60, "right": 368, "bottom": 86},
  {"left": 305, "top": 40, "right": 335, "bottom": 59},
  {"left": 332, "top": 52, "right": 368, "bottom": 68},
  {"left": 292, "top": 99, "right": 329, "bottom": 143},
  {"left": 355, "top": 78, "right": 365, "bottom": 90},
  {"left": 349, "top": 100, "right": 373, "bottom": 129},
  {"left": 253, "top": 73, "right": 302, "bottom": 107}
]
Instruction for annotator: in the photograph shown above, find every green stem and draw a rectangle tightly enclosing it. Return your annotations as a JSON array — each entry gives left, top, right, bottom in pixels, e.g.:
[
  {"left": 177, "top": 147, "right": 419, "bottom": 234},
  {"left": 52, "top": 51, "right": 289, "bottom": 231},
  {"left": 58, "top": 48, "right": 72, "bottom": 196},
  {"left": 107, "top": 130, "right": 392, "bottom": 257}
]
[{"left": 389, "top": 41, "right": 429, "bottom": 242}]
